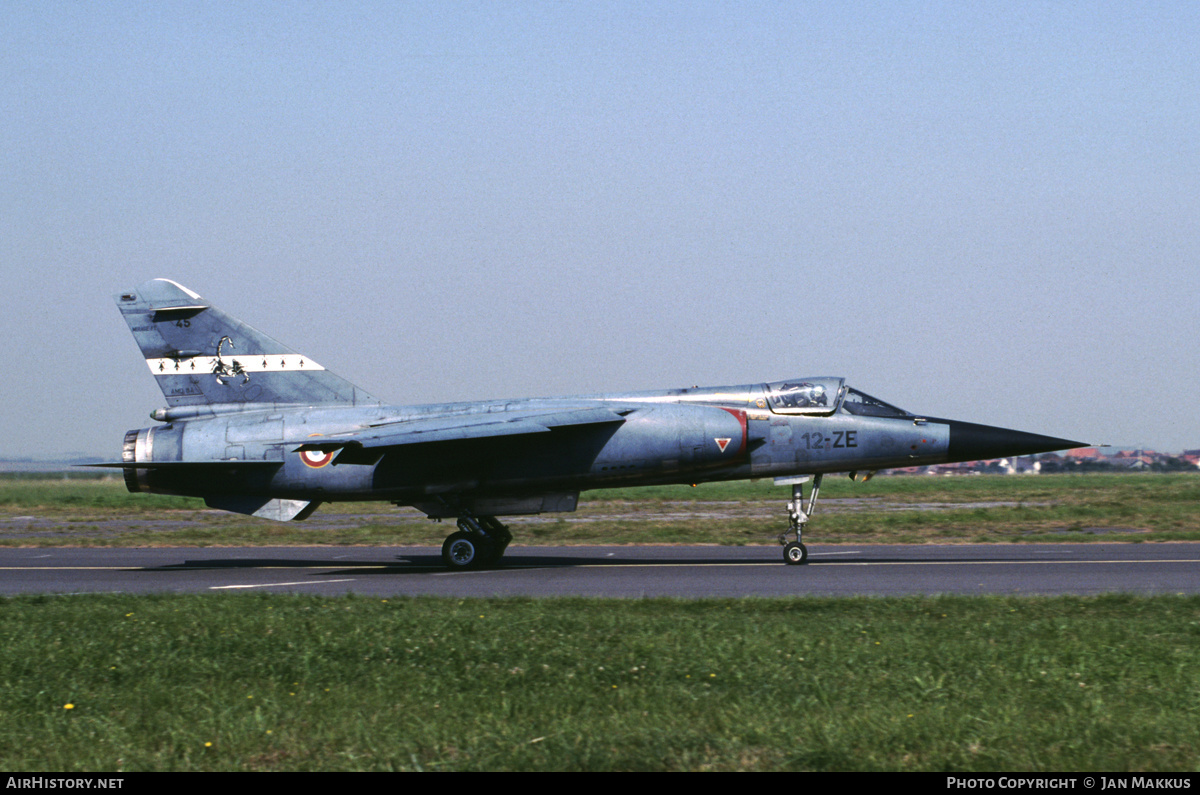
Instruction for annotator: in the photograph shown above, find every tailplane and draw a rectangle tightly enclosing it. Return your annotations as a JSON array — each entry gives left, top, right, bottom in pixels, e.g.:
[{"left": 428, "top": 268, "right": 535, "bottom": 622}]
[{"left": 116, "top": 279, "right": 379, "bottom": 408}]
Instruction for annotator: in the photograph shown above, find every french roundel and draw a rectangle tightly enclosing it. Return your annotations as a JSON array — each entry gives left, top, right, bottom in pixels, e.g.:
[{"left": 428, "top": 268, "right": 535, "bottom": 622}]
[{"left": 300, "top": 449, "right": 334, "bottom": 468}]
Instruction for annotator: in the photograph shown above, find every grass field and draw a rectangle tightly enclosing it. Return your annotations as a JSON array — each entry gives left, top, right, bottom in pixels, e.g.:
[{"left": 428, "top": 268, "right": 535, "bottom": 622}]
[
  {"left": 2, "top": 593, "right": 1198, "bottom": 771},
  {"left": 3, "top": 473, "right": 1199, "bottom": 771},
  {"left": 2, "top": 472, "right": 1199, "bottom": 547}
]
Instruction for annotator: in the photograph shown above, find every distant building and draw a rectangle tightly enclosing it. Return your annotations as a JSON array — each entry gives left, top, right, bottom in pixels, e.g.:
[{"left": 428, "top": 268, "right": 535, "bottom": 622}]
[
  {"left": 1064, "top": 447, "right": 1107, "bottom": 460},
  {"left": 877, "top": 445, "right": 1200, "bottom": 475}
]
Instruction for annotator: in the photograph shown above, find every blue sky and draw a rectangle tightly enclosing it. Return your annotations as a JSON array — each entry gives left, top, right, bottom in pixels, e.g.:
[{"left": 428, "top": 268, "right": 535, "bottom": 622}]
[{"left": 3, "top": 1, "right": 1198, "bottom": 458}]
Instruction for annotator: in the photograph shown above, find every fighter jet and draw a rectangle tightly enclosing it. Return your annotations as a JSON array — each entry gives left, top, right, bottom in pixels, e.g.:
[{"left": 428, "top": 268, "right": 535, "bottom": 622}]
[{"left": 99, "top": 279, "right": 1087, "bottom": 568}]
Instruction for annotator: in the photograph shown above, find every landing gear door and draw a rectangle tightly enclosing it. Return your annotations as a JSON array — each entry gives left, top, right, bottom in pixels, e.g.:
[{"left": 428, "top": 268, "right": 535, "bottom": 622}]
[{"left": 764, "top": 377, "right": 845, "bottom": 416}]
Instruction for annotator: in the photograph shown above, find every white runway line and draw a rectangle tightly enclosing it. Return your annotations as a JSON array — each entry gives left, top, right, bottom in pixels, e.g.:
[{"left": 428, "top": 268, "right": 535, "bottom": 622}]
[{"left": 210, "top": 578, "right": 357, "bottom": 590}]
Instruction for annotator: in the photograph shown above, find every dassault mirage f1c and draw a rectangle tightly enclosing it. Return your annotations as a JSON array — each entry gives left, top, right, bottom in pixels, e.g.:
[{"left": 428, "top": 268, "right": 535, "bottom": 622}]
[{"left": 99, "top": 279, "right": 1087, "bottom": 568}]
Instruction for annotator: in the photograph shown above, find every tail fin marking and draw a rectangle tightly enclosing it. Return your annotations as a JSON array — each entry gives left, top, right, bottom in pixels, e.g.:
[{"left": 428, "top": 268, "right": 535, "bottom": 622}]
[{"left": 117, "top": 279, "right": 379, "bottom": 408}]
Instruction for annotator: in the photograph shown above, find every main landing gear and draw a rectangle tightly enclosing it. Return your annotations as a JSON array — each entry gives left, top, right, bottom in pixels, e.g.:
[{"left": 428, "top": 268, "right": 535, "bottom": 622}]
[
  {"left": 778, "top": 473, "right": 823, "bottom": 566},
  {"left": 441, "top": 513, "right": 513, "bottom": 570}
]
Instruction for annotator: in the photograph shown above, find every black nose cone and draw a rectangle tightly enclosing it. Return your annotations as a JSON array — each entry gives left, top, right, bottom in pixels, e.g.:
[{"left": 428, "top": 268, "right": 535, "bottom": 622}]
[{"left": 940, "top": 419, "right": 1089, "bottom": 463}]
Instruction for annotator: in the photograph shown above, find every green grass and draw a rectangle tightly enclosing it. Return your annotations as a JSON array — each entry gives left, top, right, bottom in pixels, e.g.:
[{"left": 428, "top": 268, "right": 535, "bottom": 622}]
[
  {"left": 5, "top": 475, "right": 1200, "bottom": 771},
  {"left": 2, "top": 593, "right": 1197, "bottom": 771},
  {"left": 3, "top": 473, "right": 1199, "bottom": 547},
  {"left": 0, "top": 474, "right": 202, "bottom": 514}
]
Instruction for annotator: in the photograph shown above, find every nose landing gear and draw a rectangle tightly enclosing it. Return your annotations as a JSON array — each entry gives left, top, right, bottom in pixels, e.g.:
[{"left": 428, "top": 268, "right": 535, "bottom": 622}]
[{"left": 778, "top": 473, "right": 822, "bottom": 565}]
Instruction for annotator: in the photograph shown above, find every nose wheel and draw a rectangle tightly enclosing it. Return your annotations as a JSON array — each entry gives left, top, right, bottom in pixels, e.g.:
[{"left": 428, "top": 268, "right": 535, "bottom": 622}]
[
  {"left": 778, "top": 473, "right": 822, "bottom": 566},
  {"left": 783, "top": 541, "right": 808, "bottom": 565}
]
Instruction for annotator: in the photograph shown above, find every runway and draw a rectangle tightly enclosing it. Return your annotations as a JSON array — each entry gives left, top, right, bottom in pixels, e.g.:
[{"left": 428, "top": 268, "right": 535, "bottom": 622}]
[{"left": 2, "top": 543, "right": 1199, "bottom": 597}]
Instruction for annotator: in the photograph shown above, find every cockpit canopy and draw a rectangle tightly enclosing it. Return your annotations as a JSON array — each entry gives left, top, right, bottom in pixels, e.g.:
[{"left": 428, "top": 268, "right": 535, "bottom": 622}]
[
  {"left": 764, "top": 377, "right": 844, "bottom": 415},
  {"left": 764, "top": 377, "right": 912, "bottom": 418}
]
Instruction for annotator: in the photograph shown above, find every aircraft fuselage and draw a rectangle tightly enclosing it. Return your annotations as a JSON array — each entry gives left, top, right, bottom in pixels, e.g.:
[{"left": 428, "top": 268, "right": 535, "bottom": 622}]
[
  {"left": 124, "top": 383, "right": 962, "bottom": 512},
  {"left": 106, "top": 279, "right": 1088, "bottom": 565}
]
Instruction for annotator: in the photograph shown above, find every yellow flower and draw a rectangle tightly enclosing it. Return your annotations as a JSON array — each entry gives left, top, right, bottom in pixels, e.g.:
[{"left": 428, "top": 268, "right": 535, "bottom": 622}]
[{"left": 63, "top": 704, "right": 74, "bottom": 710}]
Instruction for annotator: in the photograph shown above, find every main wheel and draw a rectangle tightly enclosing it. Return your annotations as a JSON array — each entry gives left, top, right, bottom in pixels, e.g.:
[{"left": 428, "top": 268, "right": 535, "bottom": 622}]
[
  {"left": 783, "top": 541, "right": 808, "bottom": 565},
  {"left": 442, "top": 531, "right": 483, "bottom": 570}
]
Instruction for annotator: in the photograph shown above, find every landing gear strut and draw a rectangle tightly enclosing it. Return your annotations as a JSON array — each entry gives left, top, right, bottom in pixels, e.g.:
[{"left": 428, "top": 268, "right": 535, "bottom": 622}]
[
  {"left": 440, "top": 512, "right": 513, "bottom": 570},
  {"left": 778, "top": 473, "right": 822, "bottom": 565}
]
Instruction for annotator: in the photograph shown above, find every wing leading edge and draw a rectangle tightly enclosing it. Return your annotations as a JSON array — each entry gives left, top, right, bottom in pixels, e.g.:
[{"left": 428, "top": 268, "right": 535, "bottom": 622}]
[{"left": 295, "top": 405, "right": 630, "bottom": 464}]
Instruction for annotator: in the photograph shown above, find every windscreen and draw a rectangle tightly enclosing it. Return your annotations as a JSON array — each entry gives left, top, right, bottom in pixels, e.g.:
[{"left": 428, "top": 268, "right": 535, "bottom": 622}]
[{"left": 840, "top": 388, "right": 911, "bottom": 418}]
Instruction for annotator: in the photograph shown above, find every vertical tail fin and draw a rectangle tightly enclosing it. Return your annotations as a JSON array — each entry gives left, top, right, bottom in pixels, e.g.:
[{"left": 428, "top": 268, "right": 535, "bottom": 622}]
[{"left": 116, "top": 279, "right": 379, "bottom": 408}]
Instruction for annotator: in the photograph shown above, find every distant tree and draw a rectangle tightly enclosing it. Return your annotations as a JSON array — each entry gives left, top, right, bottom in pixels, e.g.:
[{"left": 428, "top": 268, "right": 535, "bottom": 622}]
[{"left": 1152, "top": 457, "right": 1194, "bottom": 472}]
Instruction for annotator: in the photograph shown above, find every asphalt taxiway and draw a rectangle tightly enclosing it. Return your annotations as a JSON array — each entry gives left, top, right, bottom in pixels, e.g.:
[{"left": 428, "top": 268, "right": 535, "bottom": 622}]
[{"left": 2, "top": 543, "right": 1199, "bottom": 597}]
